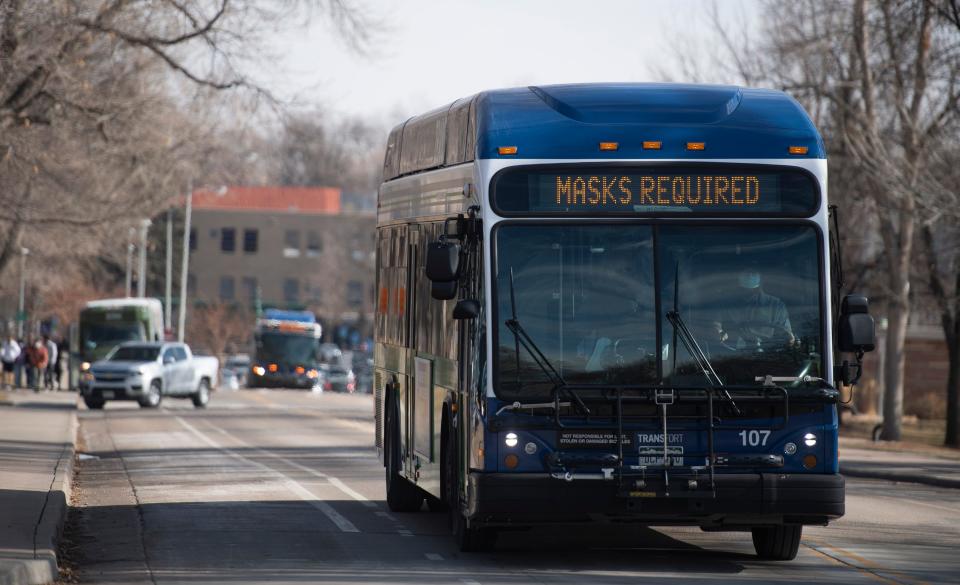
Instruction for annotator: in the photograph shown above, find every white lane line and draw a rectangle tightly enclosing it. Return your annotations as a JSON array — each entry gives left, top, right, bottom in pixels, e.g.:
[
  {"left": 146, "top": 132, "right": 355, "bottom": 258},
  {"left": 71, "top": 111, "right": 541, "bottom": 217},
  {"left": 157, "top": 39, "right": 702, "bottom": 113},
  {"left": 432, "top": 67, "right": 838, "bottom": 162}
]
[
  {"left": 424, "top": 553, "right": 443, "bottom": 561},
  {"left": 375, "top": 510, "right": 397, "bottom": 521},
  {"left": 397, "top": 528, "right": 414, "bottom": 537},
  {"left": 200, "top": 420, "right": 378, "bottom": 508},
  {"left": 460, "top": 579, "right": 481, "bottom": 585},
  {"left": 175, "top": 416, "right": 359, "bottom": 533}
]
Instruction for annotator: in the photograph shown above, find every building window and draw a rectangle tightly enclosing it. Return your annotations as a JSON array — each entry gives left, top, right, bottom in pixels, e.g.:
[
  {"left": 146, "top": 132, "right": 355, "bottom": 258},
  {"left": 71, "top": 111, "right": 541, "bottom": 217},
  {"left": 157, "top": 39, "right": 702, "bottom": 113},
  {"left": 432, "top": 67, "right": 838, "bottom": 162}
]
[
  {"left": 347, "top": 280, "right": 364, "bottom": 307},
  {"left": 189, "top": 228, "right": 197, "bottom": 252},
  {"left": 283, "top": 230, "right": 300, "bottom": 258},
  {"left": 307, "top": 232, "right": 322, "bottom": 258},
  {"left": 221, "top": 228, "right": 236, "bottom": 253},
  {"left": 220, "top": 276, "right": 235, "bottom": 301},
  {"left": 242, "top": 277, "right": 258, "bottom": 305},
  {"left": 283, "top": 278, "right": 300, "bottom": 303},
  {"left": 187, "top": 273, "right": 197, "bottom": 296},
  {"left": 243, "top": 229, "right": 258, "bottom": 253}
]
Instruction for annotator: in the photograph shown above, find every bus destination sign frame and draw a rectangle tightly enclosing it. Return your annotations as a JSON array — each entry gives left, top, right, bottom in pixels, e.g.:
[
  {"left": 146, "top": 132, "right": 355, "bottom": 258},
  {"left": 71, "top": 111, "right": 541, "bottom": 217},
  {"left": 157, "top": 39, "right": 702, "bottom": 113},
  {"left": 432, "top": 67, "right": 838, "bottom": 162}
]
[{"left": 491, "top": 163, "right": 820, "bottom": 218}]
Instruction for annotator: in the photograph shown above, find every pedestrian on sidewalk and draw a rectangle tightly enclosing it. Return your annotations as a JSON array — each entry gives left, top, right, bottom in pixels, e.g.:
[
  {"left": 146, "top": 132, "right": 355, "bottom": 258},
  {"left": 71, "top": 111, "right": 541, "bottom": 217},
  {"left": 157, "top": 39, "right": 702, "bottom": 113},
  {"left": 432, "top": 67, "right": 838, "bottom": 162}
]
[
  {"left": 26, "top": 339, "right": 48, "bottom": 392},
  {"left": 1, "top": 334, "right": 19, "bottom": 389},
  {"left": 43, "top": 335, "right": 58, "bottom": 390},
  {"left": 14, "top": 337, "right": 27, "bottom": 388}
]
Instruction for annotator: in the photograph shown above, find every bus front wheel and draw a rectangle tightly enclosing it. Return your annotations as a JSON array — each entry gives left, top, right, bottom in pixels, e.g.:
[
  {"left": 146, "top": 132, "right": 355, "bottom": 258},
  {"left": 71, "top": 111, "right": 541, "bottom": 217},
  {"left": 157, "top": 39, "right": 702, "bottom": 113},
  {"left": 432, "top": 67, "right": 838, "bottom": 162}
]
[
  {"left": 385, "top": 400, "right": 424, "bottom": 512},
  {"left": 752, "top": 524, "right": 802, "bottom": 560},
  {"left": 444, "top": 424, "right": 496, "bottom": 552}
]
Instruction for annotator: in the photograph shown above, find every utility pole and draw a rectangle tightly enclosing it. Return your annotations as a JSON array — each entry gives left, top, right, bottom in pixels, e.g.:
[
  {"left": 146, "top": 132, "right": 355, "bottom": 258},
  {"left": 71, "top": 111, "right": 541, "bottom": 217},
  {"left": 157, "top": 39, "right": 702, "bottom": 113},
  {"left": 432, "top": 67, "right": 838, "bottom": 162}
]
[
  {"left": 177, "top": 182, "right": 193, "bottom": 342},
  {"left": 165, "top": 208, "right": 173, "bottom": 334},
  {"left": 17, "top": 247, "right": 28, "bottom": 338},
  {"left": 137, "top": 219, "right": 151, "bottom": 298},
  {"left": 125, "top": 227, "right": 135, "bottom": 297}
]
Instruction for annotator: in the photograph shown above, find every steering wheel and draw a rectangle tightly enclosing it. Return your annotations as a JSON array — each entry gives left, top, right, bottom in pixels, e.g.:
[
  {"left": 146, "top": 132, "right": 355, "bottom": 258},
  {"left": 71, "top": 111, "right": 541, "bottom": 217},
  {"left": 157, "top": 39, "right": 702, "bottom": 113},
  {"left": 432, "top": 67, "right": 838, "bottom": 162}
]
[{"left": 721, "top": 321, "right": 795, "bottom": 352}]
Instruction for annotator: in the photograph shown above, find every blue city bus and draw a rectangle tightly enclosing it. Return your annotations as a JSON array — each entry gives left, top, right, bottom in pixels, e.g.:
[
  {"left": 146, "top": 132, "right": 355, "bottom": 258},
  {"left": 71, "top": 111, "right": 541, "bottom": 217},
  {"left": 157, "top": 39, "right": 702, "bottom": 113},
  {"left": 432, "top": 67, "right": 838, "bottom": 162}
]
[
  {"left": 373, "top": 84, "right": 875, "bottom": 560},
  {"left": 250, "top": 309, "right": 322, "bottom": 389}
]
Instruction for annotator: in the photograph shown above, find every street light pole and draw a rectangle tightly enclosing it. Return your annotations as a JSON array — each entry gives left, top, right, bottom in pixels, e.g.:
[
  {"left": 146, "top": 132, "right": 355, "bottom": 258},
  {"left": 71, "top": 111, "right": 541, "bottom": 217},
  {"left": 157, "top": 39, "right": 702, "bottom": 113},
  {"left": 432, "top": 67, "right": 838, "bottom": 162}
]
[
  {"left": 125, "top": 227, "right": 135, "bottom": 297},
  {"left": 137, "top": 218, "right": 151, "bottom": 298},
  {"left": 165, "top": 208, "right": 173, "bottom": 332},
  {"left": 17, "top": 247, "right": 28, "bottom": 338},
  {"left": 177, "top": 181, "right": 193, "bottom": 342}
]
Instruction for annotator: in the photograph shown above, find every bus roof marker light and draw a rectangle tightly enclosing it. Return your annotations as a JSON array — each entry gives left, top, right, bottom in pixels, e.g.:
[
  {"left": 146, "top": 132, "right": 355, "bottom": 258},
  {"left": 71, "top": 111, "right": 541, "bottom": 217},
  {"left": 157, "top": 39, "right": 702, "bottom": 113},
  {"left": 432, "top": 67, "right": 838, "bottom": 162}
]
[
  {"left": 642, "top": 141, "right": 662, "bottom": 150},
  {"left": 498, "top": 146, "right": 518, "bottom": 155},
  {"left": 789, "top": 146, "right": 809, "bottom": 155},
  {"left": 686, "top": 142, "right": 705, "bottom": 151},
  {"left": 599, "top": 142, "right": 619, "bottom": 151}
]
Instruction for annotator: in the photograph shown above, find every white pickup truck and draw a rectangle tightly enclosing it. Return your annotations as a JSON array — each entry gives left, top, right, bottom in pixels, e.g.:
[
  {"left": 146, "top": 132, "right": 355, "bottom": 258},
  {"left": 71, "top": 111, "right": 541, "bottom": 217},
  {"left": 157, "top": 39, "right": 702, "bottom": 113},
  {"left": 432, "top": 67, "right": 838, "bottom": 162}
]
[{"left": 80, "top": 342, "right": 219, "bottom": 409}]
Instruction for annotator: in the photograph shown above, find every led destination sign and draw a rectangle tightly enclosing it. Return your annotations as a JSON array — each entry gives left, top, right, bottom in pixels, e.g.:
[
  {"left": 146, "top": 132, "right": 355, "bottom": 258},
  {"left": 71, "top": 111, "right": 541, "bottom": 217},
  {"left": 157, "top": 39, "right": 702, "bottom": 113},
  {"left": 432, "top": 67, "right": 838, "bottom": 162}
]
[{"left": 493, "top": 165, "right": 818, "bottom": 216}]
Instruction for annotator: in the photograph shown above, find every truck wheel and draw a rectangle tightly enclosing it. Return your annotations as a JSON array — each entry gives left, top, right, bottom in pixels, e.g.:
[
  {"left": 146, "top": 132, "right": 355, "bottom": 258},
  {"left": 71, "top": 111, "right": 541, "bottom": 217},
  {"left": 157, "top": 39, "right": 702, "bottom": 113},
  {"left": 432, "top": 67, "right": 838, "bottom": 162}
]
[
  {"left": 83, "top": 397, "right": 104, "bottom": 410},
  {"left": 139, "top": 380, "right": 163, "bottom": 409},
  {"left": 192, "top": 379, "right": 210, "bottom": 408},
  {"left": 385, "top": 400, "right": 424, "bottom": 513},
  {"left": 752, "top": 525, "right": 802, "bottom": 560},
  {"left": 445, "top": 421, "right": 496, "bottom": 552}
]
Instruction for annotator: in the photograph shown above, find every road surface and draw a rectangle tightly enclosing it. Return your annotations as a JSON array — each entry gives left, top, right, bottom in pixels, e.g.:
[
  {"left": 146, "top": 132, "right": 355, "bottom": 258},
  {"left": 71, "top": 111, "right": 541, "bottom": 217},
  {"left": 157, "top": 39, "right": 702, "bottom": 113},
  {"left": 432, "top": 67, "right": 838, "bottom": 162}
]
[{"left": 63, "top": 390, "right": 960, "bottom": 584}]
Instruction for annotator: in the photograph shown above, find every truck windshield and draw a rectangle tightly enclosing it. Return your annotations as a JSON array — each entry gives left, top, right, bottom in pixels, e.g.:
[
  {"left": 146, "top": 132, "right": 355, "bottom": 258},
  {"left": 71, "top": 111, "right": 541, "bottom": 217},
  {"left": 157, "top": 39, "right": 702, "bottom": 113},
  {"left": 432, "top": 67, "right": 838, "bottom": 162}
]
[
  {"left": 109, "top": 346, "right": 160, "bottom": 361},
  {"left": 256, "top": 333, "right": 318, "bottom": 366},
  {"left": 494, "top": 224, "right": 823, "bottom": 400}
]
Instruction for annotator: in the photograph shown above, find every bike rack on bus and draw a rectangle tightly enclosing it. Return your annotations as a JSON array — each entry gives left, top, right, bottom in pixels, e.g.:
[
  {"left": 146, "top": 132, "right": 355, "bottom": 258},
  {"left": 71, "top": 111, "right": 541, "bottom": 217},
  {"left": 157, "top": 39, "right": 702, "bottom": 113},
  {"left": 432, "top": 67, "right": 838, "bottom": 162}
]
[{"left": 545, "top": 384, "right": 790, "bottom": 498}]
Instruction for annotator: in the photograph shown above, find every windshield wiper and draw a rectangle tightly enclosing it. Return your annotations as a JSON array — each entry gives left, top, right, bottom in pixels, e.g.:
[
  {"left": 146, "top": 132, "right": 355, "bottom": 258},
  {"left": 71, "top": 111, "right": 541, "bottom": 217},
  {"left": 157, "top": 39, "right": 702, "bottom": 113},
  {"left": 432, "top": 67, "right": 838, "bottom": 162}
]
[
  {"left": 667, "top": 262, "right": 740, "bottom": 415},
  {"left": 505, "top": 267, "right": 590, "bottom": 415},
  {"left": 665, "top": 310, "right": 740, "bottom": 415}
]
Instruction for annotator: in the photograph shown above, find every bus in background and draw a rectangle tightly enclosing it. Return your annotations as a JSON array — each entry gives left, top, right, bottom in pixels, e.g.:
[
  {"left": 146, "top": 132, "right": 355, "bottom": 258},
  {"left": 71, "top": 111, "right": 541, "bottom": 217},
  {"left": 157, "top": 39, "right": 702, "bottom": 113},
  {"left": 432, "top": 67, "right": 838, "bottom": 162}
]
[
  {"left": 75, "top": 298, "right": 164, "bottom": 376},
  {"left": 249, "top": 309, "right": 322, "bottom": 390},
  {"left": 374, "top": 84, "right": 876, "bottom": 560}
]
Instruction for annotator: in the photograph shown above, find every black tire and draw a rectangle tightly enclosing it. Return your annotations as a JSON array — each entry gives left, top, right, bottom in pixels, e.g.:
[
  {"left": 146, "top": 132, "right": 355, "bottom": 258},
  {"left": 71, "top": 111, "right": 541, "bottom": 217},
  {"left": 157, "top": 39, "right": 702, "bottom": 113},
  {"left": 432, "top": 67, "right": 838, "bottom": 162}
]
[
  {"left": 385, "top": 398, "right": 424, "bottom": 512},
  {"left": 83, "top": 396, "right": 104, "bottom": 410},
  {"left": 752, "top": 525, "right": 802, "bottom": 560},
  {"left": 192, "top": 378, "right": 211, "bottom": 408},
  {"left": 139, "top": 380, "right": 163, "bottom": 409},
  {"left": 444, "top": 419, "right": 496, "bottom": 552}
]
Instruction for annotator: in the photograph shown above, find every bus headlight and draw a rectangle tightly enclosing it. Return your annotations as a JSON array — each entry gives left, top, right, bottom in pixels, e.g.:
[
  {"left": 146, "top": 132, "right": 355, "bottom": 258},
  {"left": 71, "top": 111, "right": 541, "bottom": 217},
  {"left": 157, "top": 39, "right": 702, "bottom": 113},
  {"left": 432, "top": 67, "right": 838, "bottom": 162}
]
[
  {"left": 504, "top": 432, "right": 518, "bottom": 448},
  {"left": 252, "top": 366, "right": 266, "bottom": 376},
  {"left": 803, "top": 433, "right": 817, "bottom": 447},
  {"left": 81, "top": 362, "right": 91, "bottom": 371}
]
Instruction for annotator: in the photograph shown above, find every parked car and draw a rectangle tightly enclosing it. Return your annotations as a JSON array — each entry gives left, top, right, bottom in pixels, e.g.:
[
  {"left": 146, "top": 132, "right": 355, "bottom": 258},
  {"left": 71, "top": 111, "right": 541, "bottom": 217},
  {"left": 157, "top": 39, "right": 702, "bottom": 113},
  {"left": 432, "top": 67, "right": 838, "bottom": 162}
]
[
  {"left": 321, "top": 362, "right": 356, "bottom": 393},
  {"left": 79, "top": 342, "right": 219, "bottom": 409},
  {"left": 224, "top": 353, "right": 251, "bottom": 386}
]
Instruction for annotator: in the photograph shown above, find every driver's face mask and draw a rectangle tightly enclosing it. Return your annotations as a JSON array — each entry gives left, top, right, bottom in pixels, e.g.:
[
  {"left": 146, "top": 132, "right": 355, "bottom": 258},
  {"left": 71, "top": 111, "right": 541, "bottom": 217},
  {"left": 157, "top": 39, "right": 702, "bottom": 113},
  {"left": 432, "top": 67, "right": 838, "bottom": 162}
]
[{"left": 738, "top": 270, "right": 761, "bottom": 289}]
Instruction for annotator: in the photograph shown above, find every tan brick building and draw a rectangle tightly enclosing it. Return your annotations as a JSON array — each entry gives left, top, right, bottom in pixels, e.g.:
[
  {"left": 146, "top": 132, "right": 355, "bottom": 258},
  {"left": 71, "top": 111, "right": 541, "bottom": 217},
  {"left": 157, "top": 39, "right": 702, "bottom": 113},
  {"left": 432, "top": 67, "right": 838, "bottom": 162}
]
[{"left": 188, "top": 186, "right": 375, "bottom": 328}]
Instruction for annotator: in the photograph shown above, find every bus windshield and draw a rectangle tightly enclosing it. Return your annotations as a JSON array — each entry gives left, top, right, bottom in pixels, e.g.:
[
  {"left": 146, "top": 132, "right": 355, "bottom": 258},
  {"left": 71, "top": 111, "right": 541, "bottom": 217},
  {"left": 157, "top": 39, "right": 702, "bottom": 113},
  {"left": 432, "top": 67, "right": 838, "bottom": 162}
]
[
  {"left": 494, "top": 224, "right": 823, "bottom": 400},
  {"left": 82, "top": 322, "right": 145, "bottom": 351},
  {"left": 256, "top": 333, "right": 319, "bottom": 366}
]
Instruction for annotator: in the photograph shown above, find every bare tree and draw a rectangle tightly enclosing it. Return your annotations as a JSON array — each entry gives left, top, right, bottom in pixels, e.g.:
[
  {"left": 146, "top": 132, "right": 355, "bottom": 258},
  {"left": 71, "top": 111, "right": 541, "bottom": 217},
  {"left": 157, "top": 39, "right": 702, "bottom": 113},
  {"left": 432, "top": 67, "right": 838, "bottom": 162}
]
[
  {"left": 186, "top": 301, "right": 252, "bottom": 359},
  {"left": 0, "top": 0, "right": 377, "bottom": 296}
]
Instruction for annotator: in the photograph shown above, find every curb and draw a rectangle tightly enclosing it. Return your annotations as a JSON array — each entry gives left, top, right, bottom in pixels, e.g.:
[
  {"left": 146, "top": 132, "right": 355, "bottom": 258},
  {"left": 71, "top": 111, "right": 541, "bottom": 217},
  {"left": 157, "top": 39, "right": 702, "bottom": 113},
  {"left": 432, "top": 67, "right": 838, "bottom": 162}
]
[
  {"left": 841, "top": 465, "right": 960, "bottom": 490},
  {"left": 0, "top": 413, "right": 76, "bottom": 585}
]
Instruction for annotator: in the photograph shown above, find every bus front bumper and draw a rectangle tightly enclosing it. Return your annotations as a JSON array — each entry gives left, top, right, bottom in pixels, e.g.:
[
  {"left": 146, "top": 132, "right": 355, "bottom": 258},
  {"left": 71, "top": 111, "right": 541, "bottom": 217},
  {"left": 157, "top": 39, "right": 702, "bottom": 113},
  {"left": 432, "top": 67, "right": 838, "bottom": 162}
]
[{"left": 466, "top": 472, "right": 843, "bottom": 527}]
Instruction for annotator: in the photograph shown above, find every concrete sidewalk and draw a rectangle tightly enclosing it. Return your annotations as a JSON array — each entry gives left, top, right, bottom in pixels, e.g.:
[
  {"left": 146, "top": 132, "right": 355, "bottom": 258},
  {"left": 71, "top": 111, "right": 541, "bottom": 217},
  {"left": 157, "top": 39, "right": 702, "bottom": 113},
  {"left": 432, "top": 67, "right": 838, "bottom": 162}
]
[
  {"left": 840, "top": 436, "right": 960, "bottom": 489},
  {"left": 0, "top": 390, "right": 77, "bottom": 585}
]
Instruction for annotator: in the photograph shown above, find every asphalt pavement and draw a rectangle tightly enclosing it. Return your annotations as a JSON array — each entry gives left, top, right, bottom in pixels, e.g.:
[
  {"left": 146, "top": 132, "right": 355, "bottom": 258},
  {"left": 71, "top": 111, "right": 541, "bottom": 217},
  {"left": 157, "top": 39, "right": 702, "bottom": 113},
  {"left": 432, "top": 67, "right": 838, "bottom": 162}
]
[{"left": 49, "top": 389, "right": 960, "bottom": 585}]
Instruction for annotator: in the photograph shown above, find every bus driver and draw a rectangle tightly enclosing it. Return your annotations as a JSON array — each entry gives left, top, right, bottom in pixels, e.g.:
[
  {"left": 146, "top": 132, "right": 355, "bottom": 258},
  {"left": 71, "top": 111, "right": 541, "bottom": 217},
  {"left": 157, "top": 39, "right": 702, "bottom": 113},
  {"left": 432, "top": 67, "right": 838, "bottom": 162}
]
[{"left": 713, "top": 266, "right": 795, "bottom": 350}]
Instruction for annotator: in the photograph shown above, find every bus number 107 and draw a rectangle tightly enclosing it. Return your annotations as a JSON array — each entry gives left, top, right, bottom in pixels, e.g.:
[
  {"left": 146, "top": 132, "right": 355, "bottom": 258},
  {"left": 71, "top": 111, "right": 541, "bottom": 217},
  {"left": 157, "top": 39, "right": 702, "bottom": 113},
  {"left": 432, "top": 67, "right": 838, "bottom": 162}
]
[{"left": 739, "top": 429, "right": 771, "bottom": 447}]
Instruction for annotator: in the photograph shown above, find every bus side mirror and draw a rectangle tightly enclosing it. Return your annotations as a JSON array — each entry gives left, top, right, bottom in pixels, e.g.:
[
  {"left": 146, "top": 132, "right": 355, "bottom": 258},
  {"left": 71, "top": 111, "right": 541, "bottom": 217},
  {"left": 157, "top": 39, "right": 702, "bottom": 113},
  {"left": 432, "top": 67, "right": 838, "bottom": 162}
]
[
  {"left": 453, "top": 299, "right": 480, "bottom": 320},
  {"left": 426, "top": 241, "right": 460, "bottom": 282},
  {"left": 838, "top": 294, "right": 875, "bottom": 353},
  {"left": 431, "top": 280, "right": 457, "bottom": 301}
]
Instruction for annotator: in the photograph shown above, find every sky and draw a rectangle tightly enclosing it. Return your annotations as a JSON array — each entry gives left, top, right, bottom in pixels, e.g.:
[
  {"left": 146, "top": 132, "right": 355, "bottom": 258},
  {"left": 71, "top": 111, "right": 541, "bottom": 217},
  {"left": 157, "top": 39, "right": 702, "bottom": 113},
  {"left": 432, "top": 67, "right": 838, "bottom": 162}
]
[{"left": 268, "top": 0, "right": 761, "bottom": 126}]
